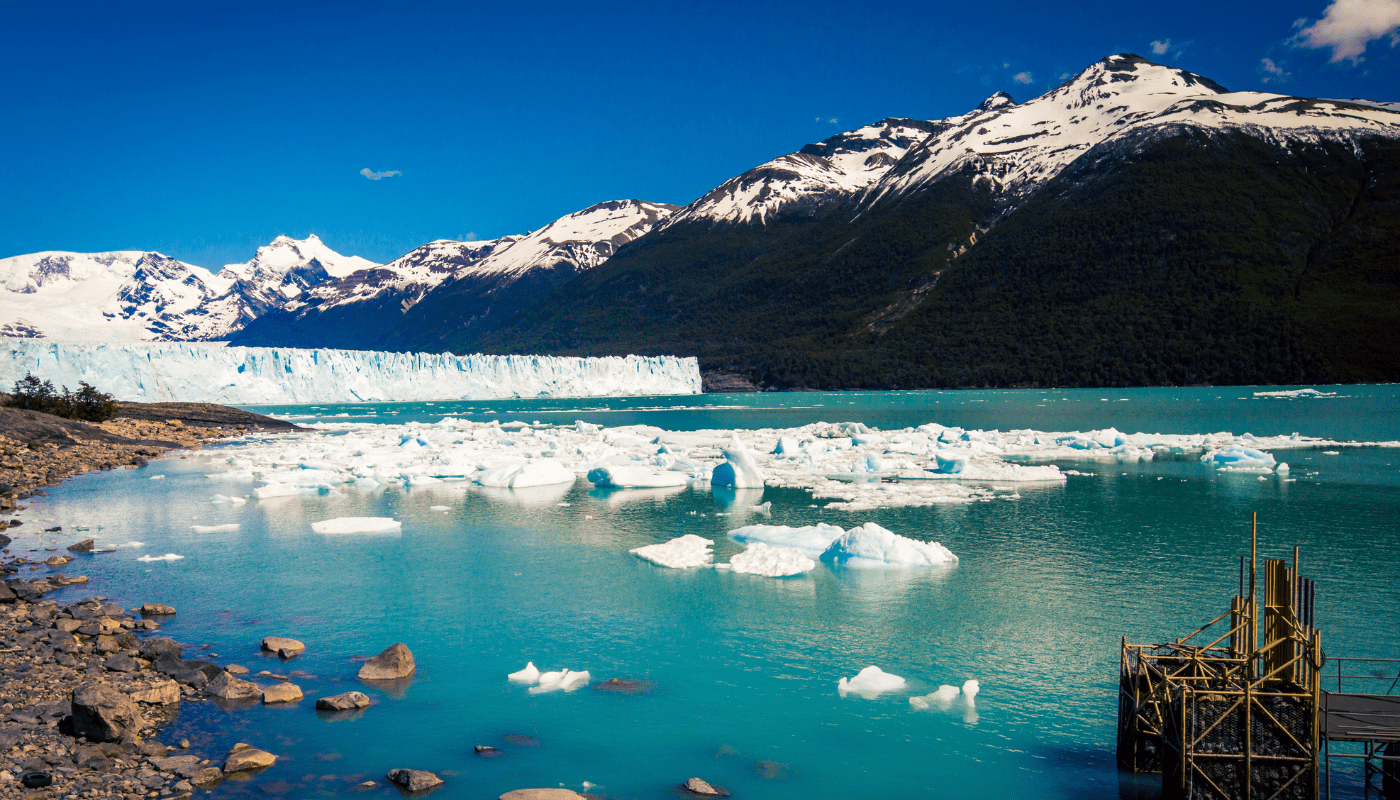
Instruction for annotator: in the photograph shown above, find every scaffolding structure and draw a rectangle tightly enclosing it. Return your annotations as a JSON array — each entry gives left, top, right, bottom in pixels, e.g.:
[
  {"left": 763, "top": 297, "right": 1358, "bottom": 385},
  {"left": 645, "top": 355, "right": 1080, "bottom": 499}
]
[{"left": 1118, "top": 515, "right": 1325, "bottom": 800}]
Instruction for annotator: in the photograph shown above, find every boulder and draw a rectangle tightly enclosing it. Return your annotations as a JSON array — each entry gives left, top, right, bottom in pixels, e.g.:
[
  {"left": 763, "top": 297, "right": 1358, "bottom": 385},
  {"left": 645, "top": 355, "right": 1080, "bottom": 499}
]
[
  {"left": 499, "top": 791, "right": 585, "bottom": 800},
  {"left": 260, "top": 636, "right": 305, "bottom": 656},
  {"left": 150, "top": 755, "right": 204, "bottom": 779},
  {"left": 386, "top": 769, "right": 444, "bottom": 792},
  {"left": 315, "top": 691, "right": 370, "bottom": 711},
  {"left": 261, "top": 683, "right": 303, "bottom": 704},
  {"left": 79, "top": 618, "right": 124, "bottom": 636},
  {"left": 223, "top": 743, "right": 276, "bottom": 772},
  {"left": 103, "top": 653, "right": 139, "bottom": 673},
  {"left": 140, "top": 603, "right": 176, "bottom": 615},
  {"left": 206, "top": 672, "right": 262, "bottom": 701},
  {"left": 474, "top": 745, "right": 502, "bottom": 758},
  {"left": 129, "top": 680, "right": 182, "bottom": 705},
  {"left": 67, "top": 539, "right": 95, "bottom": 553},
  {"left": 70, "top": 684, "right": 146, "bottom": 742},
  {"left": 138, "top": 637, "right": 183, "bottom": 660},
  {"left": 43, "top": 555, "right": 71, "bottom": 566},
  {"left": 358, "top": 643, "right": 415, "bottom": 680},
  {"left": 682, "top": 777, "right": 730, "bottom": 797},
  {"left": 226, "top": 664, "right": 250, "bottom": 675},
  {"left": 191, "top": 767, "right": 224, "bottom": 788}
]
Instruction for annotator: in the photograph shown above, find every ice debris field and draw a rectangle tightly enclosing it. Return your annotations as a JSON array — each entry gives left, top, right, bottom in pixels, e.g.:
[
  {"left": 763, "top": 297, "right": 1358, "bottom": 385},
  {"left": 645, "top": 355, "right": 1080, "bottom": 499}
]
[{"left": 197, "top": 417, "right": 1392, "bottom": 515}]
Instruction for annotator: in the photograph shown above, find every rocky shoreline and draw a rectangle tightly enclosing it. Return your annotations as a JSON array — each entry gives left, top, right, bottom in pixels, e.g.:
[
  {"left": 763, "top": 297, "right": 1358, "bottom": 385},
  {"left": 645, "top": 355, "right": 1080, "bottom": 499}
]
[{"left": 0, "top": 401, "right": 299, "bottom": 513}]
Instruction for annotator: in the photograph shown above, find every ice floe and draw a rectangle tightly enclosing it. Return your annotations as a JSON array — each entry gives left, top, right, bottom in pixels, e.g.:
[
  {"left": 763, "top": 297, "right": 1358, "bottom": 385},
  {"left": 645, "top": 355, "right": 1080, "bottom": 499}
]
[
  {"left": 529, "top": 669, "right": 591, "bottom": 694},
  {"left": 725, "top": 542, "right": 816, "bottom": 577},
  {"left": 909, "top": 678, "right": 981, "bottom": 710},
  {"left": 190, "top": 524, "right": 239, "bottom": 533},
  {"left": 728, "top": 523, "right": 847, "bottom": 557},
  {"left": 310, "top": 517, "right": 402, "bottom": 534},
  {"left": 838, "top": 666, "right": 906, "bottom": 698},
  {"left": 1253, "top": 388, "right": 1337, "bottom": 398},
  {"left": 1200, "top": 445, "right": 1276, "bottom": 471},
  {"left": 820, "top": 523, "right": 957, "bottom": 568},
  {"left": 138, "top": 553, "right": 183, "bottom": 562},
  {"left": 630, "top": 534, "right": 714, "bottom": 568},
  {"left": 210, "top": 494, "right": 246, "bottom": 505},
  {"left": 507, "top": 662, "right": 541, "bottom": 683},
  {"left": 587, "top": 465, "right": 689, "bottom": 488}
]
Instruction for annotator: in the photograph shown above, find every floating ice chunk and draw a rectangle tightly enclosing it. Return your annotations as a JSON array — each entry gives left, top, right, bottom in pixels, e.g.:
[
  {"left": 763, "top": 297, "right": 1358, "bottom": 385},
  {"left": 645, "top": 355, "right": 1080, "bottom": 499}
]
[
  {"left": 353, "top": 477, "right": 381, "bottom": 489},
  {"left": 476, "top": 463, "right": 528, "bottom": 488},
  {"left": 728, "top": 523, "right": 846, "bottom": 557},
  {"left": 821, "top": 523, "right": 958, "bottom": 568},
  {"left": 909, "top": 685, "right": 962, "bottom": 710},
  {"left": 728, "top": 542, "right": 816, "bottom": 577},
  {"left": 149, "top": 475, "right": 165, "bottom": 480},
  {"left": 508, "top": 662, "right": 541, "bottom": 684},
  {"left": 710, "top": 434, "right": 765, "bottom": 488},
  {"left": 118, "top": 541, "right": 144, "bottom": 548},
  {"left": 838, "top": 665, "right": 906, "bottom": 698},
  {"left": 138, "top": 553, "right": 183, "bottom": 562},
  {"left": 190, "top": 524, "right": 240, "bottom": 533},
  {"left": 253, "top": 482, "right": 306, "bottom": 499},
  {"left": 507, "top": 459, "right": 576, "bottom": 488},
  {"left": 1275, "top": 463, "right": 1290, "bottom": 473},
  {"left": 852, "top": 453, "right": 885, "bottom": 473},
  {"left": 430, "top": 505, "right": 450, "bottom": 511},
  {"left": 311, "top": 517, "right": 402, "bottom": 534},
  {"left": 529, "top": 669, "right": 591, "bottom": 694},
  {"left": 588, "top": 465, "right": 689, "bottom": 488},
  {"left": 933, "top": 453, "right": 967, "bottom": 474},
  {"left": 962, "top": 679, "right": 980, "bottom": 703},
  {"left": 406, "top": 473, "right": 443, "bottom": 486},
  {"left": 630, "top": 534, "right": 714, "bottom": 568},
  {"left": 210, "top": 494, "right": 247, "bottom": 505},
  {"left": 773, "top": 436, "right": 801, "bottom": 456},
  {"left": 750, "top": 501, "right": 772, "bottom": 514},
  {"left": 1201, "top": 445, "right": 1276, "bottom": 470},
  {"left": 1253, "top": 388, "right": 1336, "bottom": 398}
]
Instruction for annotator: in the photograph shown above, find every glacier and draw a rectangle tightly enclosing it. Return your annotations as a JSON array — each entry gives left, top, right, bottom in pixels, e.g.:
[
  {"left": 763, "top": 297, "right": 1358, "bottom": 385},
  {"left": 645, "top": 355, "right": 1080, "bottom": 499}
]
[{"left": 0, "top": 338, "right": 701, "bottom": 404}]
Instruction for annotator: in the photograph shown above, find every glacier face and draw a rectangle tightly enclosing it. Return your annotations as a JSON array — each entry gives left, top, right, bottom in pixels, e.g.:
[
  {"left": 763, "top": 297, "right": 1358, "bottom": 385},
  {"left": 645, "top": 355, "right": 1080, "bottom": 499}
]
[{"left": 0, "top": 338, "right": 700, "bottom": 404}]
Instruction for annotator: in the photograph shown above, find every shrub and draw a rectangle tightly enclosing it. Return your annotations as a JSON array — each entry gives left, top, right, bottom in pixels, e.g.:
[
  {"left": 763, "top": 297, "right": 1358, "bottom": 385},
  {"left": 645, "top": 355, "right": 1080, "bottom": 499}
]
[{"left": 5, "top": 373, "right": 120, "bottom": 422}]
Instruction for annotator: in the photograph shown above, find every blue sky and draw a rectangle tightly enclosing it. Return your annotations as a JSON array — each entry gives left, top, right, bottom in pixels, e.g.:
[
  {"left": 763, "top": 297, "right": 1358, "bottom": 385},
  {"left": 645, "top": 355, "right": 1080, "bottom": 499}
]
[{"left": 4, "top": 0, "right": 1398, "bottom": 269}]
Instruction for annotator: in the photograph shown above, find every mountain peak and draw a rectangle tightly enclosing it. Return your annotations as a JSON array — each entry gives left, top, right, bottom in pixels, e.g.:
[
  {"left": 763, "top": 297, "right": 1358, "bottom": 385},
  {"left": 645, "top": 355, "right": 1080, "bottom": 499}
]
[{"left": 978, "top": 91, "right": 1015, "bottom": 111}]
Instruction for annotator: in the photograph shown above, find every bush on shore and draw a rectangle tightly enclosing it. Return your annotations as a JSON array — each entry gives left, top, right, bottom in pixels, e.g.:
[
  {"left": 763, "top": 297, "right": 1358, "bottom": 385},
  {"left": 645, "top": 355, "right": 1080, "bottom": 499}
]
[{"left": 4, "top": 373, "right": 120, "bottom": 422}]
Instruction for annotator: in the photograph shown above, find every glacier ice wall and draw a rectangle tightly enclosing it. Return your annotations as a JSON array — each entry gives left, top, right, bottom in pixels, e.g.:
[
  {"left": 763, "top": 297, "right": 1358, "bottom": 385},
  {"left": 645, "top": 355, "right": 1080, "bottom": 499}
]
[{"left": 0, "top": 338, "right": 701, "bottom": 404}]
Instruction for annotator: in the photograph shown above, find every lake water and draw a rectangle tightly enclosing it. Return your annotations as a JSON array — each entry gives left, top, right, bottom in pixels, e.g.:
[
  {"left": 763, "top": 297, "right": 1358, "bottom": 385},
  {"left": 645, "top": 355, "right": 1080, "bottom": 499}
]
[{"left": 13, "top": 385, "right": 1399, "bottom": 799}]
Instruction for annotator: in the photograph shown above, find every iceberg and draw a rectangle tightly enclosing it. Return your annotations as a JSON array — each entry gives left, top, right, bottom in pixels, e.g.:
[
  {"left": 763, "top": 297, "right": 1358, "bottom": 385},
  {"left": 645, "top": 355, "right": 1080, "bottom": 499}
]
[
  {"left": 820, "top": 523, "right": 958, "bottom": 568},
  {"left": 310, "top": 517, "right": 402, "bottom": 534},
  {"left": 1200, "top": 445, "right": 1277, "bottom": 470},
  {"left": 587, "top": 465, "right": 689, "bottom": 488},
  {"left": 507, "top": 662, "right": 541, "bottom": 683},
  {"left": 0, "top": 338, "right": 701, "bottom": 404},
  {"left": 630, "top": 534, "right": 714, "bottom": 568},
  {"left": 710, "top": 434, "right": 765, "bottom": 488},
  {"left": 838, "top": 665, "right": 906, "bottom": 698},
  {"left": 728, "top": 523, "right": 846, "bottom": 557},
  {"left": 210, "top": 494, "right": 246, "bottom": 505},
  {"left": 726, "top": 542, "right": 816, "bottom": 577},
  {"left": 528, "top": 669, "right": 592, "bottom": 694},
  {"left": 476, "top": 459, "right": 575, "bottom": 489},
  {"left": 190, "top": 524, "right": 239, "bottom": 533},
  {"left": 909, "top": 679, "right": 979, "bottom": 710}
]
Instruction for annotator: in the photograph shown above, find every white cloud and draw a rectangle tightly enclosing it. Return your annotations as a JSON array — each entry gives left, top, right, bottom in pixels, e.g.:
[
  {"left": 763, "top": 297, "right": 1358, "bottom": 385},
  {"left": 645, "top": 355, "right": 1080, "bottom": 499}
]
[
  {"left": 828, "top": 117, "right": 840, "bottom": 124},
  {"left": 1260, "top": 57, "right": 1290, "bottom": 82},
  {"left": 1058, "top": 72, "right": 1073, "bottom": 80},
  {"left": 1012, "top": 71, "right": 1034, "bottom": 84},
  {"left": 360, "top": 168, "right": 402, "bottom": 181},
  {"left": 1150, "top": 38, "right": 1172, "bottom": 55},
  {"left": 1292, "top": 0, "right": 1400, "bottom": 62}
]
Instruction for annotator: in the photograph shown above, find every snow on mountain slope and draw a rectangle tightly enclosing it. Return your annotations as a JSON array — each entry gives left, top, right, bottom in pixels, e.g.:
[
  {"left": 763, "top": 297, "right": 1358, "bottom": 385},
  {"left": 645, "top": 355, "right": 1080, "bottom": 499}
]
[
  {"left": 867, "top": 54, "right": 1400, "bottom": 207},
  {"left": 275, "top": 199, "right": 676, "bottom": 318},
  {"left": 0, "top": 250, "right": 231, "bottom": 343},
  {"left": 0, "top": 235, "right": 378, "bottom": 344},
  {"left": 664, "top": 119, "right": 944, "bottom": 227}
]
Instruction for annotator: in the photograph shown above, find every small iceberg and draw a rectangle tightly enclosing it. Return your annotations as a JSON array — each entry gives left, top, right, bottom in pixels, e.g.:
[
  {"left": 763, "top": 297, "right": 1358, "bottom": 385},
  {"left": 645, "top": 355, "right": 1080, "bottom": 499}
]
[
  {"left": 838, "top": 665, "right": 906, "bottom": 698},
  {"left": 727, "top": 542, "right": 815, "bottom": 577},
  {"left": 311, "top": 517, "right": 402, "bottom": 534},
  {"left": 630, "top": 534, "right": 714, "bottom": 568},
  {"left": 728, "top": 522, "right": 846, "bottom": 557},
  {"left": 118, "top": 541, "right": 144, "bottom": 548},
  {"left": 522, "top": 668, "right": 591, "bottom": 694},
  {"left": 430, "top": 505, "right": 450, "bottom": 511},
  {"left": 508, "top": 662, "right": 541, "bottom": 684},
  {"left": 909, "top": 678, "right": 980, "bottom": 710},
  {"left": 821, "top": 523, "right": 958, "bottom": 568},
  {"left": 588, "top": 465, "right": 689, "bottom": 488},
  {"left": 711, "top": 434, "right": 765, "bottom": 488},
  {"left": 190, "top": 524, "right": 240, "bottom": 533},
  {"left": 138, "top": 553, "right": 184, "bottom": 563},
  {"left": 1200, "top": 445, "right": 1276, "bottom": 470},
  {"left": 1253, "top": 388, "right": 1336, "bottom": 398},
  {"left": 210, "top": 494, "right": 247, "bottom": 505},
  {"left": 477, "top": 459, "right": 575, "bottom": 489}
]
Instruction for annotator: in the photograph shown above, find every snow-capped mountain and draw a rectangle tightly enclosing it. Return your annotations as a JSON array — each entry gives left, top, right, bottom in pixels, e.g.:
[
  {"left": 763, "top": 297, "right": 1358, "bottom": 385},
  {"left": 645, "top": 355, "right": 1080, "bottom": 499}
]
[
  {"left": 0, "top": 235, "right": 377, "bottom": 343},
  {"left": 867, "top": 54, "right": 1400, "bottom": 208},
  {"left": 0, "top": 250, "right": 229, "bottom": 343},
  {"left": 229, "top": 200, "right": 677, "bottom": 350}
]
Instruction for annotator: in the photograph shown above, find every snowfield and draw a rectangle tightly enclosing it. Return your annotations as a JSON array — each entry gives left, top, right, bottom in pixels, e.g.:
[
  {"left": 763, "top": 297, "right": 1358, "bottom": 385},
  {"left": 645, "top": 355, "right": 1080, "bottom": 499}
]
[{"left": 0, "top": 339, "right": 701, "bottom": 403}]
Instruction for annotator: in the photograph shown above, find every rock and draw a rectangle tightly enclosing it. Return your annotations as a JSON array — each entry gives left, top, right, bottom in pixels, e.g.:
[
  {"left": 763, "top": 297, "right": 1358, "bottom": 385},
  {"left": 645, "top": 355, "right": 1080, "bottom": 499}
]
[
  {"left": 103, "top": 653, "right": 139, "bottom": 672},
  {"left": 474, "top": 745, "right": 501, "bottom": 757},
  {"left": 358, "top": 642, "right": 415, "bottom": 680},
  {"left": 191, "top": 767, "right": 224, "bottom": 787},
  {"left": 140, "top": 603, "right": 176, "bottom": 615},
  {"left": 67, "top": 538, "right": 95, "bottom": 553},
  {"left": 260, "top": 636, "right": 305, "bottom": 656},
  {"left": 0, "top": 583, "right": 14, "bottom": 604},
  {"left": 499, "top": 791, "right": 585, "bottom": 800},
  {"left": 79, "top": 617, "right": 124, "bottom": 636},
  {"left": 754, "top": 759, "right": 790, "bottom": 779},
  {"left": 150, "top": 755, "right": 203, "bottom": 778},
  {"left": 42, "top": 555, "right": 71, "bottom": 566},
  {"left": 54, "top": 618, "right": 83, "bottom": 633},
  {"left": 386, "top": 769, "right": 444, "bottom": 792},
  {"left": 593, "top": 677, "right": 654, "bottom": 694},
  {"left": 206, "top": 671, "right": 262, "bottom": 701},
  {"left": 261, "top": 683, "right": 303, "bottom": 704},
  {"left": 138, "top": 637, "right": 183, "bottom": 660},
  {"left": 72, "top": 745, "right": 110, "bottom": 769},
  {"left": 503, "top": 734, "right": 541, "bottom": 748},
  {"left": 70, "top": 684, "right": 146, "bottom": 742},
  {"left": 315, "top": 691, "right": 370, "bottom": 711},
  {"left": 682, "top": 777, "right": 730, "bottom": 797},
  {"left": 223, "top": 743, "right": 276, "bottom": 772}
]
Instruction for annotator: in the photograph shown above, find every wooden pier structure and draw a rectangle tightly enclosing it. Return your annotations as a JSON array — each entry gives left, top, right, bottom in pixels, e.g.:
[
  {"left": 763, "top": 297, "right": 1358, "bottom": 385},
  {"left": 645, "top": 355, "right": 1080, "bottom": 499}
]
[{"left": 1116, "top": 515, "right": 1400, "bottom": 799}]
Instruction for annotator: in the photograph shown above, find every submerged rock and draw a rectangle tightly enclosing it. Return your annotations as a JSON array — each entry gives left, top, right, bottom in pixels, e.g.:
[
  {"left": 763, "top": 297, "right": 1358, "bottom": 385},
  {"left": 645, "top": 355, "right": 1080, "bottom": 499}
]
[
  {"left": 474, "top": 745, "right": 502, "bottom": 758},
  {"left": 592, "top": 677, "right": 654, "bottom": 694},
  {"left": 358, "top": 642, "right": 415, "bottom": 680},
  {"left": 499, "top": 791, "right": 584, "bottom": 800},
  {"left": 315, "top": 691, "right": 370, "bottom": 711},
  {"left": 387, "top": 768, "right": 444, "bottom": 792},
  {"left": 682, "top": 777, "right": 730, "bottom": 797}
]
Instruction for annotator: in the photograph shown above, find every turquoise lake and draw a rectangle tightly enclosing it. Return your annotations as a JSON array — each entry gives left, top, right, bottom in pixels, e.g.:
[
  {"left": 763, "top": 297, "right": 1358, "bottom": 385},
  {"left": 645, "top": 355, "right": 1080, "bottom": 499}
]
[{"left": 11, "top": 385, "right": 1400, "bottom": 799}]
